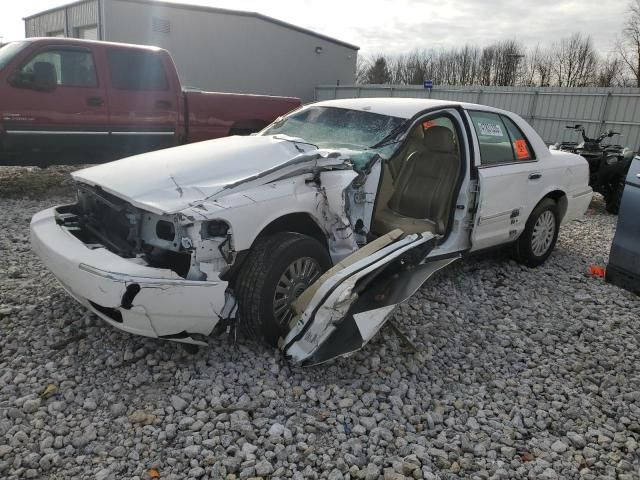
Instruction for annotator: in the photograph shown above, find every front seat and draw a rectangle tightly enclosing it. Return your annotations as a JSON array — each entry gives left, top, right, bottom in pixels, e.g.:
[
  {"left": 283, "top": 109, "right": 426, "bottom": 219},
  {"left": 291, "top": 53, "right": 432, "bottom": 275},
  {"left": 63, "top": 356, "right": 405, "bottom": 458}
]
[{"left": 387, "top": 125, "right": 460, "bottom": 232}]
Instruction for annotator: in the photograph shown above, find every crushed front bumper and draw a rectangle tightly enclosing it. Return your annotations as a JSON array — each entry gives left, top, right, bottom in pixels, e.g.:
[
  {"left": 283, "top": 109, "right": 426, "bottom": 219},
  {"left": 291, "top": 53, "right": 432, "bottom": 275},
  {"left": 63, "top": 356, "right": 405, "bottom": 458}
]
[{"left": 30, "top": 207, "right": 227, "bottom": 344}]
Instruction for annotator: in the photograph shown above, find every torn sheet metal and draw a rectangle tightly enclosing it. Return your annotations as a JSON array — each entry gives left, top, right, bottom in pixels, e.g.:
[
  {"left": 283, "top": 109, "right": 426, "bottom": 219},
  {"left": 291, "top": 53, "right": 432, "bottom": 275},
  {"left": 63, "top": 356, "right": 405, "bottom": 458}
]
[
  {"left": 71, "top": 135, "right": 355, "bottom": 215},
  {"left": 283, "top": 231, "right": 450, "bottom": 365},
  {"left": 285, "top": 253, "right": 459, "bottom": 366}
]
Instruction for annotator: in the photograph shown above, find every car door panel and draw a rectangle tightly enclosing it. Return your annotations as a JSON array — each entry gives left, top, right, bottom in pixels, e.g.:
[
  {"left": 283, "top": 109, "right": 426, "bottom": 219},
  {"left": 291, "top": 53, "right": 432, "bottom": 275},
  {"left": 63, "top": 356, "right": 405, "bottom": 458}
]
[
  {"left": 607, "top": 157, "right": 640, "bottom": 294},
  {"left": 105, "top": 48, "right": 180, "bottom": 153},
  {"left": 472, "top": 164, "right": 531, "bottom": 250},
  {"left": 283, "top": 232, "right": 459, "bottom": 365},
  {"left": 467, "top": 111, "right": 544, "bottom": 251},
  {"left": 3, "top": 46, "right": 109, "bottom": 153}
]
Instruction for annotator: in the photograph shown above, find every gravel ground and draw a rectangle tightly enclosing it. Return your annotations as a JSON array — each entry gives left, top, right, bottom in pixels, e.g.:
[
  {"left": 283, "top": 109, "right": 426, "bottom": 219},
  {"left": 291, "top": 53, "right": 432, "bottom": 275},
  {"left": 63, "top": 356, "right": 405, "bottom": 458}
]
[{"left": 1, "top": 172, "right": 639, "bottom": 479}]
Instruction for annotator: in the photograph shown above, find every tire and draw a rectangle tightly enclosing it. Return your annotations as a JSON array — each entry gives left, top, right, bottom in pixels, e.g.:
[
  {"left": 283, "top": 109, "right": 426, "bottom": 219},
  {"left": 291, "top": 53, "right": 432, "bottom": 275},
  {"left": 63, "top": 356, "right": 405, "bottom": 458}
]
[
  {"left": 604, "top": 178, "right": 625, "bottom": 215},
  {"left": 513, "top": 198, "right": 560, "bottom": 268},
  {"left": 235, "top": 232, "right": 332, "bottom": 346}
]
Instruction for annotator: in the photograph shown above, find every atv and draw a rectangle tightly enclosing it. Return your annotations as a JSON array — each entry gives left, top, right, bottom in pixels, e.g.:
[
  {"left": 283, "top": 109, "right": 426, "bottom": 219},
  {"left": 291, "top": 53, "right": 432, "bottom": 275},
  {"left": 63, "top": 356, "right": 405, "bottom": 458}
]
[{"left": 552, "top": 125, "right": 635, "bottom": 214}]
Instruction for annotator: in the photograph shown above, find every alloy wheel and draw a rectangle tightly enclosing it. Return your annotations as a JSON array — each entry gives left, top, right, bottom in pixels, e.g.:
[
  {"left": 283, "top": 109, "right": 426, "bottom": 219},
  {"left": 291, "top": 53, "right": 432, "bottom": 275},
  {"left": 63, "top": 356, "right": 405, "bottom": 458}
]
[
  {"left": 531, "top": 210, "right": 556, "bottom": 257},
  {"left": 273, "top": 257, "right": 322, "bottom": 328}
]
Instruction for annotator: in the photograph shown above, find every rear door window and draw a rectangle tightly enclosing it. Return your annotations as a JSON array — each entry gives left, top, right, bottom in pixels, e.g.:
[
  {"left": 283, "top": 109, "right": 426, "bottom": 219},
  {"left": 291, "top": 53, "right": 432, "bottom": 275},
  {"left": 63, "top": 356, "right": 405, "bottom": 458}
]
[
  {"left": 107, "top": 49, "right": 168, "bottom": 90},
  {"left": 469, "top": 111, "right": 514, "bottom": 166}
]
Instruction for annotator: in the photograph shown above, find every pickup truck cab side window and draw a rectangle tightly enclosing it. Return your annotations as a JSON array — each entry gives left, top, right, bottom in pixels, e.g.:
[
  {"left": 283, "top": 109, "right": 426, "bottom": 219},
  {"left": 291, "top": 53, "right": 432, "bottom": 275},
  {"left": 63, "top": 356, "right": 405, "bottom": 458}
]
[
  {"left": 21, "top": 49, "right": 97, "bottom": 87},
  {"left": 107, "top": 49, "right": 169, "bottom": 90},
  {"left": 469, "top": 111, "right": 536, "bottom": 166}
]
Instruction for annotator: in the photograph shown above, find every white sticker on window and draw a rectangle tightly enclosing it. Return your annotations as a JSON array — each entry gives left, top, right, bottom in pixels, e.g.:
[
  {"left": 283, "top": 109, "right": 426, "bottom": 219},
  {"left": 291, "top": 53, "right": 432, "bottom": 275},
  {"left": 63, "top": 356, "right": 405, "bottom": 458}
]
[{"left": 478, "top": 122, "right": 504, "bottom": 137}]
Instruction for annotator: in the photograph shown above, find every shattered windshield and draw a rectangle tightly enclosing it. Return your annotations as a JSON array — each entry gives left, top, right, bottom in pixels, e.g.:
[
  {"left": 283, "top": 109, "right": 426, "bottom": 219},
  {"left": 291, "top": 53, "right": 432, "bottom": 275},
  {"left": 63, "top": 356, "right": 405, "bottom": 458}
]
[
  {"left": 261, "top": 106, "right": 406, "bottom": 150},
  {"left": 0, "top": 41, "right": 28, "bottom": 71}
]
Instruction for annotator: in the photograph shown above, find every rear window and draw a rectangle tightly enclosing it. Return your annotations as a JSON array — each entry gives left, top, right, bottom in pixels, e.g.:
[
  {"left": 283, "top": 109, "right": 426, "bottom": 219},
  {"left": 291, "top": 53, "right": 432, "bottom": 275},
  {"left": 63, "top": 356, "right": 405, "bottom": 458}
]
[
  {"left": 502, "top": 115, "right": 535, "bottom": 161},
  {"left": 107, "top": 49, "right": 168, "bottom": 90}
]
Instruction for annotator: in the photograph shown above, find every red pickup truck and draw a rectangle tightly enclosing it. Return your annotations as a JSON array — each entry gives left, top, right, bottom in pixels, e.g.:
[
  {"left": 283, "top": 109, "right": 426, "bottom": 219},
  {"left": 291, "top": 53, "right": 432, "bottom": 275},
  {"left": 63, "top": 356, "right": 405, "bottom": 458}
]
[{"left": 0, "top": 38, "right": 301, "bottom": 166}]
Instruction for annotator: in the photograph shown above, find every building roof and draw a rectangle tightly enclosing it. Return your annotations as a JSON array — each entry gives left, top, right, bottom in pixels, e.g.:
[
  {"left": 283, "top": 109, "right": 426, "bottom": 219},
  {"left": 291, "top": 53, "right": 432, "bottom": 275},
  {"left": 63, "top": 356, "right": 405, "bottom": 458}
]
[{"left": 24, "top": 0, "right": 360, "bottom": 51}]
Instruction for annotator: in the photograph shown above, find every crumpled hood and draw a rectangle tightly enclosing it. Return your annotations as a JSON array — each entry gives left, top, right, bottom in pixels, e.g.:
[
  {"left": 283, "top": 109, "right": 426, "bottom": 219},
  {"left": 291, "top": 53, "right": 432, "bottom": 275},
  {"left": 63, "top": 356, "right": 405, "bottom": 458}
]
[{"left": 72, "top": 135, "right": 321, "bottom": 214}]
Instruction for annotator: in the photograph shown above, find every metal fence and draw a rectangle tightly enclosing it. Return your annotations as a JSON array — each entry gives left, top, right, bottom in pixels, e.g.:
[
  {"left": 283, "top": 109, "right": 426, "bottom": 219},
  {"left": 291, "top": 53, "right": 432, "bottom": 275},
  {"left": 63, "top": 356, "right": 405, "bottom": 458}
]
[{"left": 315, "top": 85, "right": 640, "bottom": 149}]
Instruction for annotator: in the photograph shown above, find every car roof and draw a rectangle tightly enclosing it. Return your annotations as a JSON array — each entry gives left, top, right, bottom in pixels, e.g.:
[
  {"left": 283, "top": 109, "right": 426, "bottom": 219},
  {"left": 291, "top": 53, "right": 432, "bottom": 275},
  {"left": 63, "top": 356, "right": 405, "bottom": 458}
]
[
  {"left": 16, "top": 37, "right": 167, "bottom": 53},
  {"left": 312, "top": 97, "right": 506, "bottom": 119}
]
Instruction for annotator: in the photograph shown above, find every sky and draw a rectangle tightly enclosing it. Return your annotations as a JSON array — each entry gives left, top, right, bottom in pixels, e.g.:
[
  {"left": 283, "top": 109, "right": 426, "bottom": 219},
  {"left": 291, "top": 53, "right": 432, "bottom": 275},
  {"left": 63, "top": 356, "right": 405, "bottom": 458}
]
[{"left": 0, "top": 0, "right": 630, "bottom": 56}]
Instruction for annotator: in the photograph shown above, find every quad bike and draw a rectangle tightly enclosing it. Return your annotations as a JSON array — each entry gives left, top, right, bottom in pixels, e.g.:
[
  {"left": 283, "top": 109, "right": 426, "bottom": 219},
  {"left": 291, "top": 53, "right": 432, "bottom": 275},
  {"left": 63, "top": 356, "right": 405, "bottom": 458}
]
[{"left": 552, "top": 125, "right": 636, "bottom": 214}]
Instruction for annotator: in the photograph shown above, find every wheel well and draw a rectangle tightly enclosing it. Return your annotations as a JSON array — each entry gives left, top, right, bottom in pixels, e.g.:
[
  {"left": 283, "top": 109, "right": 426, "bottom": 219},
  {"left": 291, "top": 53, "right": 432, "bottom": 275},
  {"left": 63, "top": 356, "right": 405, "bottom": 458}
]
[
  {"left": 543, "top": 190, "right": 568, "bottom": 220},
  {"left": 256, "top": 213, "right": 329, "bottom": 250},
  {"left": 222, "top": 213, "right": 329, "bottom": 285}
]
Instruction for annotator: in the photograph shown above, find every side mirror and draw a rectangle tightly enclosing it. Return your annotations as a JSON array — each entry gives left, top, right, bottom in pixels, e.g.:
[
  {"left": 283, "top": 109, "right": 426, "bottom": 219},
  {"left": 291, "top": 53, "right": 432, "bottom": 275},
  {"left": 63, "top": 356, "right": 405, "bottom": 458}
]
[
  {"left": 32, "top": 62, "right": 57, "bottom": 91},
  {"left": 9, "top": 62, "right": 57, "bottom": 92}
]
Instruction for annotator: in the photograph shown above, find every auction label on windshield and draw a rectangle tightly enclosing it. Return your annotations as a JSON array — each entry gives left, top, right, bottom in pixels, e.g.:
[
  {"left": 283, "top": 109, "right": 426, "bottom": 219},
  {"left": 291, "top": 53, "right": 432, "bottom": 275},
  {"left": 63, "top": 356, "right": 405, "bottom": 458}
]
[{"left": 478, "top": 122, "right": 504, "bottom": 137}]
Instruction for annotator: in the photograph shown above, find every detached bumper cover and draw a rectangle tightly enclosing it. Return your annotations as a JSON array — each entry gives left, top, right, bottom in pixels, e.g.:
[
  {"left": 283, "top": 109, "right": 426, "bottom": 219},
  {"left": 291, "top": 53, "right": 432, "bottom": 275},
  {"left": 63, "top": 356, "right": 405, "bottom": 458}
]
[{"left": 30, "top": 207, "right": 226, "bottom": 343}]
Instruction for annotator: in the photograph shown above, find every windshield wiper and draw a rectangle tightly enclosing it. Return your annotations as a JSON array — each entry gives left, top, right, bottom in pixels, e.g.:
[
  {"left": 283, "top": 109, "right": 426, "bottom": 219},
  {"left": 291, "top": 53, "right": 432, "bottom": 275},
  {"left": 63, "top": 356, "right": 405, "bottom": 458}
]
[
  {"left": 272, "top": 135, "right": 319, "bottom": 151},
  {"left": 369, "top": 119, "right": 411, "bottom": 149}
]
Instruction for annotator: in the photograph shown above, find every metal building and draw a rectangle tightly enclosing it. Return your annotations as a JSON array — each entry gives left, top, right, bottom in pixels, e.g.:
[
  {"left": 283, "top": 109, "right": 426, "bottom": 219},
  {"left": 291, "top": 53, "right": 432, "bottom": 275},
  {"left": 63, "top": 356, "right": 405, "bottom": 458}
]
[{"left": 24, "top": 0, "right": 359, "bottom": 101}]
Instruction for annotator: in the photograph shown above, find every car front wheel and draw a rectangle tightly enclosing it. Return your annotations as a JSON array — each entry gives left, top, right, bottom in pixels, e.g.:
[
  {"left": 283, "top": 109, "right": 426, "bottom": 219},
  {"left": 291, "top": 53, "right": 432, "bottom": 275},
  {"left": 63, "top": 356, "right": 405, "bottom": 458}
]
[
  {"left": 513, "top": 198, "right": 559, "bottom": 267},
  {"left": 235, "top": 232, "right": 332, "bottom": 346}
]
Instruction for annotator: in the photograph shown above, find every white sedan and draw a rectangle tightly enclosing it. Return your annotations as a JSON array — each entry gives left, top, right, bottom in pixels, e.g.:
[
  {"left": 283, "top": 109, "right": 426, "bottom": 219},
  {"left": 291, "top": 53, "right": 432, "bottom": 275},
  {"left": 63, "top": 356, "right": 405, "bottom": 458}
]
[{"left": 30, "top": 98, "right": 592, "bottom": 365}]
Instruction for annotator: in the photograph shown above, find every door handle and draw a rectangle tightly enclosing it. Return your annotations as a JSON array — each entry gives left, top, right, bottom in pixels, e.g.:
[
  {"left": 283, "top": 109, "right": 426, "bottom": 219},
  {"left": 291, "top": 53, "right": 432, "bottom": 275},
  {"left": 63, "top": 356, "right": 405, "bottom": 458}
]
[
  {"left": 529, "top": 172, "right": 542, "bottom": 180},
  {"left": 155, "top": 100, "right": 171, "bottom": 109},
  {"left": 86, "top": 97, "right": 104, "bottom": 107}
]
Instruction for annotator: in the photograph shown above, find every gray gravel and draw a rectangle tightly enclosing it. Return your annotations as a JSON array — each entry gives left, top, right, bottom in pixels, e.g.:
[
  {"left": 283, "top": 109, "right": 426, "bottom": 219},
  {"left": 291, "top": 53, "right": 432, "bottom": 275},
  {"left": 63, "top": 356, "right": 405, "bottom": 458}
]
[{"left": 1, "top": 188, "right": 639, "bottom": 479}]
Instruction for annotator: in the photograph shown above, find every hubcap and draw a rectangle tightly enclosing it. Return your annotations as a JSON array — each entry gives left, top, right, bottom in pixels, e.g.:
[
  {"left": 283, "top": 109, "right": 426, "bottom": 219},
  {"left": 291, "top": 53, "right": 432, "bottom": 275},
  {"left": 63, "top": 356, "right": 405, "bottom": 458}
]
[
  {"left": 531, "top": 210, "right": 556, "bottom": 257},
  {"left": 273, "top": 257, "right": 322, "bottom": 329}
]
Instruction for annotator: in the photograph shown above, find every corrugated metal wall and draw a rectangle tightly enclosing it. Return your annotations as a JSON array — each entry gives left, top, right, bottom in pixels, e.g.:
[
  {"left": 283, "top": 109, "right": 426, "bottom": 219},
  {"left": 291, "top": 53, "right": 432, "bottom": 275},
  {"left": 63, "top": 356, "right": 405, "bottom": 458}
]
[
  {"left": 25, "top": 9, "right": 66, "bottom": 37},
  {"left": 25, "top": 0, "right": 99, "bottom": 38},
  {"left": 315, "top": 85, "right": 640, "bottom": 149}
]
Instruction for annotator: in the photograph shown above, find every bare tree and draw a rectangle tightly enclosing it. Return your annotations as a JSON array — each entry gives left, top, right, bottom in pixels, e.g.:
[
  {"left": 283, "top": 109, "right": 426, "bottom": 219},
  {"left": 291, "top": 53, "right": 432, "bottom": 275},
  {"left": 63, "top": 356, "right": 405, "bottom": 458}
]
[
  {"left": 550, "top": 33, "right": 599, "bottom": 87},
  {"left": 597, "top": 56, "right": 625, "bottom": 86},
  {"left": 617, "top": 0, "right": 640, "bottom": 86},
  {"left": 355, "top": 32, "right": 612, "bottom": 88},
  {"left": 355, "top": 56, "right": 371, "bottom": 84},
  {"left": 478, "top": 47, "right": 495, "bottom": 86}
]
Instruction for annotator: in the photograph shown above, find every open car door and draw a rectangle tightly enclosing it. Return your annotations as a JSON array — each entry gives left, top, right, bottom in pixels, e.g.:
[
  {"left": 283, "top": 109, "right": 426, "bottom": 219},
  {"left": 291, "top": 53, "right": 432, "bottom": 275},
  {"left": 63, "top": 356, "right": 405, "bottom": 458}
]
[
  {"left": 606, "top": 156, "right": 640, "bottom": 295},
  {"left": 281, "top": 229, "right": 459, "bottom": 366}
]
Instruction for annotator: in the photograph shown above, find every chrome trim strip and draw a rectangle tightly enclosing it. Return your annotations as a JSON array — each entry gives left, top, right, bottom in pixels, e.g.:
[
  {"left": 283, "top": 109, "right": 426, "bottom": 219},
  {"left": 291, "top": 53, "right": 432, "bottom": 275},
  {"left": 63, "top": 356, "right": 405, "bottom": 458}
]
[
  {"left": 111, "top": 131, "right": 175, "bottom": 136},
  {"left": 6, "top": 130, "right": 175, "bottom": 136},
  {"left": 78, "top": 263, "right": 219, "bottom": 286},
  {"left": 571, "top": 188, "right": 593, "bottom": 198},
  {"left": 6, "top": 130, "right": 109, "bottom": 135},
  {"left": 479, "top": 209, "right": 512, "bottom": 222}
]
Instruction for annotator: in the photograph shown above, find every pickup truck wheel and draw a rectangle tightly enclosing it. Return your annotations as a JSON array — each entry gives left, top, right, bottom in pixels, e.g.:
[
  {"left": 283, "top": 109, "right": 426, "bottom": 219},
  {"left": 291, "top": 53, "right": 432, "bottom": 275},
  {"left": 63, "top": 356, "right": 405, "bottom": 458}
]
[
  {"left": 604, "top": 178, "right": 624, "bottom": 214},
  {"left": 235, "top": 232, "right": 331, "bottom": 346},
  {"left": 513, "top": 198, "right": 559, "bottom": 267}
]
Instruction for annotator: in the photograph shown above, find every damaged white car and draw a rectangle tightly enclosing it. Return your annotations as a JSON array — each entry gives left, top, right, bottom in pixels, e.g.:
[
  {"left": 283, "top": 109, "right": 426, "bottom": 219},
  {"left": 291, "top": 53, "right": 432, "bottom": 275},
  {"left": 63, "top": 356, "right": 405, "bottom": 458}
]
[{"left": 31, "top": 98, "right": 592, "bottom": 365}]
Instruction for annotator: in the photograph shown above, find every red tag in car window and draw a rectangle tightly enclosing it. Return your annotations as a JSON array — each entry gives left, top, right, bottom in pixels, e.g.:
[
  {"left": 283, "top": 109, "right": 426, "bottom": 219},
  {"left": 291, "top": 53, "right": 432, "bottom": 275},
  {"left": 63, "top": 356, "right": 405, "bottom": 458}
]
[
  {"left": 422, "top": 120, "right": 436, "bottom": 129},
  {"left": 514, "top": 139, "right": 530, "bottom": 160}
]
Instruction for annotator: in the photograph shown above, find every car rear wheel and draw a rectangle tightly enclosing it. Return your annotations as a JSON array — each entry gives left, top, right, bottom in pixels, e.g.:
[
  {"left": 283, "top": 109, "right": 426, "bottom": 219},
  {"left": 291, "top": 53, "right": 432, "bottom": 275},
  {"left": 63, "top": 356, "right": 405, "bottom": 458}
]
[
  {"left": 513, "top": 198, "right": 559, "bottom": 267},
  {"left": 235, "top": 232, "right": 331, "bottom": 346}
]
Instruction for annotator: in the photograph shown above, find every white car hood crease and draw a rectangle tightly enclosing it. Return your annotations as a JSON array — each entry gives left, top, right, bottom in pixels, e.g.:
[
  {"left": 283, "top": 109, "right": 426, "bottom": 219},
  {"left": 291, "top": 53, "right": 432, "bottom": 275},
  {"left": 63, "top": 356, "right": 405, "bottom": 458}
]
[{"left": 72, "top": 135, "right": 348, "bottom": 215}]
